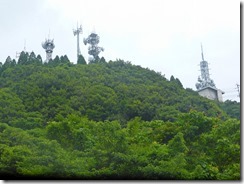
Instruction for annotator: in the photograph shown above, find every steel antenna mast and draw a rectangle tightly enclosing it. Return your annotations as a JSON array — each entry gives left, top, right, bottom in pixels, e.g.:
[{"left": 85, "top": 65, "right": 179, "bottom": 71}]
[{"left": 73, "top": 23, "right": 83, "bottom": 62}]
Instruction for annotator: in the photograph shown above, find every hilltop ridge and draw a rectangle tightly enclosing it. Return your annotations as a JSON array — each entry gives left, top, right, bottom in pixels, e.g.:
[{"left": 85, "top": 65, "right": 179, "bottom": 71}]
[
  {"left": 0, "top": 52, "right": 240, "bottom": 179},
  {"left": 0, "top": 52, "right": 234, "bottom": 125}
]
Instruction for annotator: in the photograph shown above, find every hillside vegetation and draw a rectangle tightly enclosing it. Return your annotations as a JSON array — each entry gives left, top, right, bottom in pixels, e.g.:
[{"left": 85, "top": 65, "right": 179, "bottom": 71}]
[{"left": 0, "top": 52, "right": 240, "bottom": 179}]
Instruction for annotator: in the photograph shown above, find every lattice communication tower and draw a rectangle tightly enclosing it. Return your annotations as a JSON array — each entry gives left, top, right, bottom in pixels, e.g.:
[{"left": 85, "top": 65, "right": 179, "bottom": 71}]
[
  {"left": 83, "top": 32, "right": 104, "bottom": 62},
  {"left": 195, "top": 44, "right": 216, "bottom": 90},
  {"left": 42, "top": 38, "right": 55, "bottom": 62}
]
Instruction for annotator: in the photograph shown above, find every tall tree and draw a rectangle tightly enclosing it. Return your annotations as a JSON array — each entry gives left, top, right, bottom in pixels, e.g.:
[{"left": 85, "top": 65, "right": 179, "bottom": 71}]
[
  {"left": 77, "top": 55, "right": 87, "bottom": 65},
  {"left": 99, "top": 57, "right": 106, "bottom": 63},
  {"left": 2, "top": 56, "right": 16, "bottom": 70},
  {"left": 49, "top": 55, "right": 60, "bottom": 66},
  {"left": 36, "top": 55, "right": 43, "bottom": 64},
  {"left": 18, "top": 51, "right": 29, "bottom": 65},
  {"left": 28, "top": 51, "right": 36, "bottom": 64},
  {"left": 60, "top": 55, "right": 70, "bottom": 64}
]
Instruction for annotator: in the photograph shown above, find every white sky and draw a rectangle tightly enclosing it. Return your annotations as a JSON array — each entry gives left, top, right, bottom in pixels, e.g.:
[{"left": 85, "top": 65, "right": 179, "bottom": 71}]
[{"left": 0, "top": 0, "right": 240, "bottom": 102}]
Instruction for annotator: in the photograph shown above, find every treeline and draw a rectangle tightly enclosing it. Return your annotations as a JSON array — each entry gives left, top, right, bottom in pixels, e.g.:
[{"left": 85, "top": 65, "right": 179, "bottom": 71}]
[
  {"left": 0, "top": 112, "right": 240, "bottom": 179},
  {"left": 217, "top": 100, "right": 240, "bottom": 120},
  {"left": 0, "top": 52, "right": 240, "bottom": 179},
  {"left": 1, "top": 51, "right": 104, "bottom": 69},
  {"left": 0, "top": 52, "right": 239, "bottom": 124}
]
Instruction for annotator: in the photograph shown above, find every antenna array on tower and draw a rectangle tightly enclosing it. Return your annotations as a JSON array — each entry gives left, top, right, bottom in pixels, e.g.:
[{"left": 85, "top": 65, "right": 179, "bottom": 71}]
[
  {"left": 195, "top": 44, "right": 216, "bottom": 90},
  {"left": 42, "top": 38, "right": 55, "bottom": 62},
  {"left": 83, "top": 31, "right": 104, "bottom": 62}
]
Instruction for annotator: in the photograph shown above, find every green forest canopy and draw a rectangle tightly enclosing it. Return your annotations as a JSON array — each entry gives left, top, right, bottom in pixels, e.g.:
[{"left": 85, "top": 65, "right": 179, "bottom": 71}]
[{"left": 0, "top": 52, "right": 240, "bottom": 179}]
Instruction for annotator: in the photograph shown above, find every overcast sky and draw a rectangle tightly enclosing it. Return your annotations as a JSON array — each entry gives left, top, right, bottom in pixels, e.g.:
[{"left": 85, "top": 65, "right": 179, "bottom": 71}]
[{"left": 0, "top": 0, "right": 240, "bottom": 102}]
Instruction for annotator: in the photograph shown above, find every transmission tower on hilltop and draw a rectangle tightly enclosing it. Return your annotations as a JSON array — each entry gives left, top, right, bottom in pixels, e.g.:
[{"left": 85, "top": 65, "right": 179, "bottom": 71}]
[
  {"left": 195, "top": 44, "right": 224, "bottom": 102},
  {"left": 195, "top": 44, "right": 216, "bottom": 89},
  {"left": 16, "top": 40, "right": 29, "bottom": 59},
  {"left": 73, "top": 24, "right": 83, "bottom": 62},
  {"left": 42, "top": 35, "right": 55, "bottom": 62},
  {"left": 83, "top": 31, "right": 104, "bottom": 62}
]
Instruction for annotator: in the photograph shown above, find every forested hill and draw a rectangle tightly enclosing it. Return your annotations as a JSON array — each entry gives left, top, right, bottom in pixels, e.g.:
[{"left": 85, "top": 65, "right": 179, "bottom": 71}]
[
  {"left": 0, "top": 52, "right": 240, "bottom": 179},
  {"left": 0, "top": 53, "right": 239, "bottom": 125}
]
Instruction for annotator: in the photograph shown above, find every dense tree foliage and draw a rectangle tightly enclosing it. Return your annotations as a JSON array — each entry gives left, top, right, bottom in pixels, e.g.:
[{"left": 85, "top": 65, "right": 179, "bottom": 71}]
[
  {"left": 0, "top": 53, "right": 240, "bottom": 179},
  {"left": 77, "top": 55, "right": 87, "bottom": 65},
  {"left": 217, "top": 100, "right": 240, "bottom": 120}
]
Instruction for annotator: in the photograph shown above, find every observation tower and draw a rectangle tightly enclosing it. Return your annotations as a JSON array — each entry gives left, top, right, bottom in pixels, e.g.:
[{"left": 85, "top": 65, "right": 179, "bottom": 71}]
[
  {"left": 83, "top": 32, "right": 104, "bottom": 62},
  {"left": 42, "top": 38, "right": 55, "bottom": 62}
]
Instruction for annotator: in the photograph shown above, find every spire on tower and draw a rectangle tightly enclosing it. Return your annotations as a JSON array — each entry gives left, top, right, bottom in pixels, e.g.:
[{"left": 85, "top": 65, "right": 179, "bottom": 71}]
[
  {"left": 48, "top": 29, "right": 51, "bottom": 39},
  {"left": 195, "top": 44, "right": 215, "bottom": 90},
  {"left": 201, "top": 43, "right": 204, "bottom": 61},
  {"left": 24, "top": 39, "right": 26, "bottom": 52}
]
